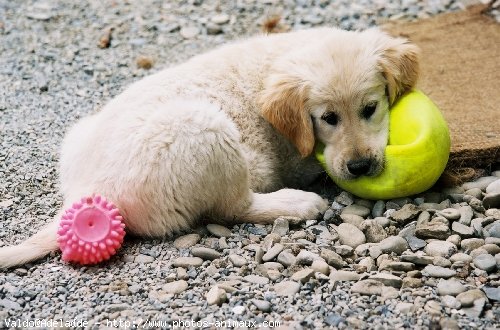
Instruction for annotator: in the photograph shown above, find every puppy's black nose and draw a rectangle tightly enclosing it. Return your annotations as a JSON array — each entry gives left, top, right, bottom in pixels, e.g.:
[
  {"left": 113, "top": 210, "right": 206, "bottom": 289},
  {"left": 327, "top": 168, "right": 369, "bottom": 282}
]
[{"left": 347, "top": 159, "right": 372, "bottom": 176}]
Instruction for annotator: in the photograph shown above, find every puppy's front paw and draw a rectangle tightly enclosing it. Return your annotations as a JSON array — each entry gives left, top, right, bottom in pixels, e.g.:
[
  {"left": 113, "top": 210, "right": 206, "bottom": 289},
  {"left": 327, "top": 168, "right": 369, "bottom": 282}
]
[{"left": 276, "top": 189, "right": 329, "bottom": 220}]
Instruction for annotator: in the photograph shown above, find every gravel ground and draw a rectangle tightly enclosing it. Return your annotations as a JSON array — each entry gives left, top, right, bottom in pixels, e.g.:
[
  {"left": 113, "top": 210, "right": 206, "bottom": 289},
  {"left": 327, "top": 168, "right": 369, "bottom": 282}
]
[{"left": 1, "top": 0, "right": 499, "bottom": 329}]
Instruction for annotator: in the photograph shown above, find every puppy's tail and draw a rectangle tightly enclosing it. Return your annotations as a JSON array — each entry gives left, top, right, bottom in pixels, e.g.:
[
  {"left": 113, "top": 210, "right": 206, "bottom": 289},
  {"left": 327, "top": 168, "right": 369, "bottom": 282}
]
[{"left": 0, "top": 217, "right": 59, "bottom": 269}]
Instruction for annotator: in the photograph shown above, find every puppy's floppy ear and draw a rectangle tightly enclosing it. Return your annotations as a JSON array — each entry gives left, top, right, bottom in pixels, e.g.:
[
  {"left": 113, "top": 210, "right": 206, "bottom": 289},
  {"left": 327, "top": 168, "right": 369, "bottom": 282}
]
[
  {"left": 378, "top": 34, "right": 420, "bottom": 104},
  {"left": 258, "top": 73, "right": 314, "bottom": 157}
]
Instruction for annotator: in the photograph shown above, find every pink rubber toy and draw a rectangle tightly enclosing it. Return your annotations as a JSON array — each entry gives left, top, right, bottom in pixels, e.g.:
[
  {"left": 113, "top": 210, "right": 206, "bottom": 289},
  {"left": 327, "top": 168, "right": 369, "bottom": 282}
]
[{"left": 57, "top": 195, "right": 125, "bottom": 265}]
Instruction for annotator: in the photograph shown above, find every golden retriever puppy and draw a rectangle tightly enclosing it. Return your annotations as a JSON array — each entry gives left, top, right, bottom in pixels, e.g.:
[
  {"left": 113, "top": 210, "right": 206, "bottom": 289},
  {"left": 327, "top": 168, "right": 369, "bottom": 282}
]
[{"left": 0, "top": 27, "right": 419, "bottom": 268}]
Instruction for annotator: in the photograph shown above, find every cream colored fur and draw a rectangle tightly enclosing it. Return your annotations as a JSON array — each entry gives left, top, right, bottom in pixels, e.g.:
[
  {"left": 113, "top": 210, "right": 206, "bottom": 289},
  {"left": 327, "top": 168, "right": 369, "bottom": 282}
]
[{"left": 0, "top": 27, "right": 419, "bottom": 269}]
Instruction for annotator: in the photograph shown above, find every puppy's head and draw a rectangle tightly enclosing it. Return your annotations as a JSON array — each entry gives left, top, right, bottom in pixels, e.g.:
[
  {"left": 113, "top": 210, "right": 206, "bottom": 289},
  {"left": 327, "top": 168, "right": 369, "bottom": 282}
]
[{"left": 259, "top": 28, "right": 420, "bottom": 180}]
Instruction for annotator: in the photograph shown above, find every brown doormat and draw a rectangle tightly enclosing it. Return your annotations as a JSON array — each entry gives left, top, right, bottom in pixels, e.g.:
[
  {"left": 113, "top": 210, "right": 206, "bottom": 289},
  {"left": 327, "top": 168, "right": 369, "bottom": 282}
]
[{"left": 384, "top": 5, "right": 500, "bottom": 181}]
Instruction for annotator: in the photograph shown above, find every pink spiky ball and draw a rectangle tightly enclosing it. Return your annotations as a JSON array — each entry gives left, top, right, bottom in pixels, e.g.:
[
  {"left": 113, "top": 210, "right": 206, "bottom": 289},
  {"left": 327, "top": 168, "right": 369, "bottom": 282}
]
[{"left": 57, "top": 195, "right": 126, "bottom": 265}]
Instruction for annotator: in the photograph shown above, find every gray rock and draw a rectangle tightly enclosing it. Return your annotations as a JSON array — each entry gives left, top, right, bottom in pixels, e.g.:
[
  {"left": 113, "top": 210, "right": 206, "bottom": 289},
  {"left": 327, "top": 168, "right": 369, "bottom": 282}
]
[
  {"left": 439, "top": 208, "right": 461, "bottom": 220},
  {"left": 107, "top": 303, "right": 129, "bottom": 312},
  {"left": 485, "top": 236, "right": 500, "bottom": 244},
  {"left": 291, "top": 268, "right": 315, "bottom": 283},
  {"left": 335, "top": 245, "right": 354, "bottom": 256},
  {"left": 441, "top": 295, "right": 461, "bottom": 309},
  {"left": 424, "top": 300, "right": 442, "bottom": 315},
  {"left": 378, "top": 236, "right": 408, "bottom": 255},
  {"left": 457, "top": 289, "right": 486, "bottom": 307},
  {"left": 358, "top": 257, "right": 377, "bottom": 272},
  {"left": 341, "top": 204, "right": 371, "bottom": 217},
  {"left": 422, "top": 265, "right": 457, "bottom": 278},
  {"left": 483, "top": 193, "right": 500, "bottom": 209},
  {"left": 296, "top": 250, "right": 320, "bottom": 265},
  {"left": 374, "top": 217, "right": 391, "bottom": 228},
  {"left": 244, "top": 275, "right": 269, "bottom": 285},
  {"left": 330, "top": 270, "right": 362, "bottom": 281},
  {"left": 450, "top": 253, "right": 473, "bottom": 263},
  {"left": 273, "top": 281, "right": 301, "bottom": 296},
  {"left": 271, "top": 217, "right": 289, "bottom": 236},
  {"left": 351, "top": 280, "right": 398, "bottom": 298},
  {"left": 473, "top": 253, "right": 497, "bottom": 272},
  {"left": 415, "top": 214, "right": 450, "bottom": 240},
  {"left": 483, "top": 243, "right": 500, "bottom": 255},
  {"left": 380, "top": 261, "right": 414, "bottom": 272},
  {"left": 211, "top": 13, "right": 230, "bottom": 24},
  {"left": 277, "top": 250, "right": 296, "bottom": 267},
  {"left": 360, "top": 220, "right": 387, "bottom": 243},
  {"left": 424, "top": 241, "right": 457, "bottom": 258},
  {"left": 451, "top": 221, "right": 474, "bottom": 237},
  {"left": 206, "top": 286, "right": 227, "bottom": 306},
  {"left": 462, "top": 298, "right": 487, "bottom": 318},
  {"left": 162, "top": 280, "right": 188, "bottom": 294},
  {"left": 311, "top": 259, "right": 330, "bottom": 275},
  {"left": 390, "top": 204, "right": 420, "bottom": 224},
  {"left": 470, "top": 220, "right": 485, "bottom": 239},
  {"left": 335, "top": 191, "right": 354, "bottom": 205},
  {"left": 251, "top": 299, "right": 271, "bottom": 312},
  {"left": 14, "top": 268, "right": 27, "bottom": 277},
  {"left": 486, "top": 179, "right": 500, "bottom": 194},
  {"left": 25, "top": 4, "right": 54, "bottom": 21},
  {"left": 232, "top": 305, "right": 245, "bottom": 315},
  {"left": 262, "top": 243, "right": 284, "bottom": 262},
  {"left": 262, "top": 233, "right": 280, "bottom": 250},
  {"left": 461, "top": 238, "right": 485, "bottom": 252},
  {"left": 482, "top": 286, "right": 500, "bottom": 302},
  {"left": 207, "top": 224, "right": 232, "bottom": 237},
  {"left": 406, "top": 236, "right": 427, "bottom": 251},
  {"left": 262, "top": 262, "right": 284, "bottom": 271},
  {"left": 340, "top": 214, "right": 364, "bottom": 228},
  {"left": 470, "top": 247, "right": 489, "bottom": 258},
  {"left": 128, "top": 284, "right": 142, "bottom": 294},
  {"left": 402, "top": 277, "right": 423, "bottom": 288},
  {"left": 437, "top": 279, "right": 466, "bottom": 296},
  {"left": 173, "top": 257, "right": 204, "bottom": 268},
  {"left": 395, "top": 302, "right": 415, "bottom": 314},
  {"left": 446, "top": 234, "right": 461, "bottom": 247},
  {"left": 180, "top": 26, "right": 200, "bottom": 39},
  {"left": 401, "top": 254, "right": 434, "bottom": 265},
  {"left": 462, "top": 176, "right": 498, "bottom": 191},
  {"left": 433, "top": 256, "right": 452, "bottom": 267},
  {"left": 469, "top": 197, "right": 485, "bottom": 213},
  {"left": 368, "top": 272, "right": 402, "bottom": 288},
  {"left": 135, "top": 254, "right": 155, "bottom": 263},
  {"left": 458, "top": 206, "right": 474, "bottom": 225},
  {"left": 320, "top": 249, "right": 344, "bottom": 269},
  {"left": 369, "top": 245, "right": 383, "bottom": 259},
  {"left": 355, "top": 243, "right": 373, "bottom": 257},
  {"left": 486, "top": 221, "right": 500, "bottom": 238},
  {"left": 440, "top": 319, "right": 460, "bottom": 330},
  {"left": 229, "top": 254, "right": 247, "bottom": 267},
  {"left": 0, "top": 298, "right": 21, "bottom": 311},
  {"left": 325, "top": 313, "right": 345, "bottom": 327},
  {"left": 323, "top": 208, "right": 335, "bottom": 222},
  {"left": 372, "top": 201, "right": 385, "bottom": 218},
  {"left": 174, "top": 233, "right": 201, "bottom": 249},
  {"left": 191, "top": 247, "right": 221, "bottom": 260},
  {"left": 309, "top": 225, "right": 336, "bottom": 245},
  {"left": 206, "top": 22, "right": 223, "bottom": 35},
  {"left": 336, "top": 223, "right": 366, "bottom": 248}
]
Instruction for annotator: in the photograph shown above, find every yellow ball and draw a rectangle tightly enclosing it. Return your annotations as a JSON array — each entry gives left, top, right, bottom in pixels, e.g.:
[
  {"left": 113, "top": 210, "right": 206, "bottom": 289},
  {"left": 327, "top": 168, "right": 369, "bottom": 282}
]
[{"left": 316, "top": 90, "right": 451, "bottom": 200}]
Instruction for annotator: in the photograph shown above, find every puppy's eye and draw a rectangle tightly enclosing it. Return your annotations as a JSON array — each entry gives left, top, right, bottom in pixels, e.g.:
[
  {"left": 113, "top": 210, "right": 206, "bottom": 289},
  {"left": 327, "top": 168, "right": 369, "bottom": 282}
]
[
  {"left": 362, "top": 102, "right": 377, "bottom": 119},
  {"left": 321, "top": 112, "right": 339, "bottom": 126}
]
